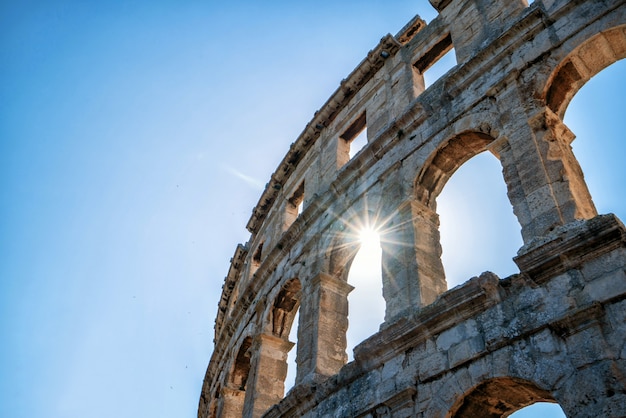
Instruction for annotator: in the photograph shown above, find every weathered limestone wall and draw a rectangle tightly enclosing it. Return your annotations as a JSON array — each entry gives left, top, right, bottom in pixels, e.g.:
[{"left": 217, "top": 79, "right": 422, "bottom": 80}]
[
  {"left": 200, "top": 0, "right": 626, "bottom": 417},
  {"left": 264, "top": 215, "right": 626, "bottom": 417}
]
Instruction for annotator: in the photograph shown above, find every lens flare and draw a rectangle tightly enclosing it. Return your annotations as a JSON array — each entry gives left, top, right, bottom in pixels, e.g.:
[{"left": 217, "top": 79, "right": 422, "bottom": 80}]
[{"left": 358, "top": 226, "right": 380, "bottom": 249}]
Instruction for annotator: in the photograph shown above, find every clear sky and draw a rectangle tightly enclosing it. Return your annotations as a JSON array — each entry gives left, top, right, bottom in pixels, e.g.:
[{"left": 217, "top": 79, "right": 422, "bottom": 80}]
[{"left": 1, "top": 1, "right": 623, "bottom": 418}]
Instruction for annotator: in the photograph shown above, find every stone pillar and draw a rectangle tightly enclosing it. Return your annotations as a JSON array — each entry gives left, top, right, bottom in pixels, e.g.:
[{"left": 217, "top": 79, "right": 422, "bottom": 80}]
[
  {"left": 218, "top": 386, "right": 245, "bottom": 418},
  {"left": 242, "top": 333, "right": 294, "bottom": 418},
  {"left": 499, "top": 107, "right": 596, "bottom": 242},
  {"left": 370, "top": 54, "right": 426, "bottom": 135},
  {"left": 381, "top": 199, "right": 446, "bottom": 322},
  {"left": 295, "top": 272, "right": 354, "bottom": 385}
]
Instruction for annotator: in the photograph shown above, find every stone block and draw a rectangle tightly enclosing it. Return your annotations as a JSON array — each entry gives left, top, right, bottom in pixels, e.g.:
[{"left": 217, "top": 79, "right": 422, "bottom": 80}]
[
  {"left": 416, "top": 344, "right": 448, "bottom": 381},
  {"left": 530, "top": 328, "right": 559, "bottom": 354},
  {"left": 448, "top": 335, "right": 486, "bottom": 368},
  {"left": 436, "top": 319, "right": 479, "bottom": 351},
  {"left": 565, "top": 327, "right": 611, "bottom": 369},
  {"left": 581, "top": 269, "right": 626, "bottom": 303}
]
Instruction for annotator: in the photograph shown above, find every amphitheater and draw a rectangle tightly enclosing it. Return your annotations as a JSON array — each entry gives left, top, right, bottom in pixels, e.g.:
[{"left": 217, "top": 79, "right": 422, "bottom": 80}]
[{"left": 199, "top": 0, "right": 626, "bottom": 416}]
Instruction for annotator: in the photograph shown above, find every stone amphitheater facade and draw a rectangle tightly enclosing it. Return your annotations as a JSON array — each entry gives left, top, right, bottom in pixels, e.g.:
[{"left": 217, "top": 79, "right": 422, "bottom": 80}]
[{"left": 199, "top": 0, "right": 626, "bottom": 416}]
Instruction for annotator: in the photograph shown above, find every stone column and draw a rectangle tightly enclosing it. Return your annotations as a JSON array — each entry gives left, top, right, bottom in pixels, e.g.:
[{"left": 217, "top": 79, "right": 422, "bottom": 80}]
[
  {"left": 295, "top": 272, "right": 354, "bottom": 385},
  {"left": 242, "top": 333, "right": 294, "bottom": 418},
  {"left": 498, "top": 107, "right": 596, "bottom": 242},
  {"left": 218, "top": 386, "right": 245, "bottom": 418},
  {"left": 381, "top": 199, "right": 446, "bottom": 322}
]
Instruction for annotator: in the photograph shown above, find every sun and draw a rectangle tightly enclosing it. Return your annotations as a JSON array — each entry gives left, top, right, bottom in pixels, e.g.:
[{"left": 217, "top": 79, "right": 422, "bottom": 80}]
[{"left": 358, "top": 226, "right": 381, "bottom": 250}]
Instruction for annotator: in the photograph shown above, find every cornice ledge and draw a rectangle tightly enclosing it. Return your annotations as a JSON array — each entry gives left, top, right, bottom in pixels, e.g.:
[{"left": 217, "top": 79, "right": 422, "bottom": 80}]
[
  {"left": 246, "top": 34, "right": 403, "bottom": 234},
  {"left": 514, "top": 214, "right": 626, "bottom": 284}
]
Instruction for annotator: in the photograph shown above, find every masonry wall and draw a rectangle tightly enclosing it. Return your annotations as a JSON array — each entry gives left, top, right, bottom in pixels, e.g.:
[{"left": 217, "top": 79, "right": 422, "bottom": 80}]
[{"left": 200, "top": 0, "right": 626, "bottom": 417}]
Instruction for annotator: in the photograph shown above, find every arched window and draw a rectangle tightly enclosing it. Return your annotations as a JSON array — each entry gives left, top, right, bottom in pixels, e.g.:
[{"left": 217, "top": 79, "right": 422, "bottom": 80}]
[
  {"left": 416, "top": 131, "right": 522, "bottom": 290},
  {"left": 230, "top": 337, "right": 253, "bottom": 391},
  {"left": 346, "top": 227, "right": 384, "bottom": 361},
  {"left": 270, "top": 279, "right": 301, "bottom": 395},
  {"left": 437, "top": 151, "right": 522, "bottom": 288},
  {"left": 564, "top": 59, "right": 626, "bottom": 222},
  {"left": 450, "top": 377, "right": 565, "bottom": 418},
  {"left": 322, "top": 212, "right": 385, "bottom": 363},
  {"left": 509, "top": 402, "right": 566, "bottom": 418}
]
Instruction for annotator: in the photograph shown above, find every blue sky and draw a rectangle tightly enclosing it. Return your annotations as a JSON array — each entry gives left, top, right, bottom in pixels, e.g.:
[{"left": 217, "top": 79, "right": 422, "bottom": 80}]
[{"left": 1, "top": 1, "right": 623, "bottom": 417}]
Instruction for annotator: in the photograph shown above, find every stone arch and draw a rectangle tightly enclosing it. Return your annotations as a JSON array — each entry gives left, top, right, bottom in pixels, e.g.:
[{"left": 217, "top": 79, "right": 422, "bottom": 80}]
[
  {"left": 238, "top": 280, "right": 300, "bottom": 418},
  {"left": 448, "top": 377, "right": 559, "bottom": 418},
  {"left": 293, "top": 202, "right": 386, "bottom": 378},
  {"left": 215, "top": 336, "right": 253, "bottom": 417},
  {"left": 531, "top": 25, "right": 626, "bottom": 237},
  {"left": 323, "top": 201, "right": 385, "bottom": 282},
  {"left": 437, "top": 151, "right": 523, "bottom": 285},
  {"left": 325, "top": 226, "right": 361, "bottom": 283},
  {"left": 321, "top": 203, "right": 386, "bottom": 328},
  {"left": 229, "top": 336, "right": 253, "bottom": 391},
  {"left": 545, "top": 25, "right": 626, "bottom": 119},
  {"left": 271, "top": 277, "right": 303, "bottom": 392},
  {"left": 415, "top": 129, "right": 497, "bottom": 209},
  {"left": 410, "top": 126, "right": 522, "bottom": 289},
  {"left": 562, "top": 59, "right": 626, "bottom": 224},
  {"left": 269, "top": 278, "right": 302, "bottom": 339}
]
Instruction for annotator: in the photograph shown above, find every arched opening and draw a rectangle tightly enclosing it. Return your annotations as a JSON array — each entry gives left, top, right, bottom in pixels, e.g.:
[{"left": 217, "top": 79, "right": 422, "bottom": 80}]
[
  {"left": 269, "top": 278, "right": 301, "bottom": 395},
  {"left": 416, "top": 132, "right": 493, "bottom": 208},
  {"left": 546, "top": 27, "right": 626, "bottom": 120},
  {"left": 218, "top": 336, "right": 253, "bottom": 417},
  {"left": 563, "top": 58, "right": 626, "bottom": 223},
  {"left": 230, "top": 337, "right": 253, "bottom": 391},
  {"left": 449, "top": 377, "right": 565, "bottom": 418},
  {"left": 284, "top": 309, "right": 299, "bottom": 392},
  {"left": 542, "top": 27, "right": 626, "bottom": 227},
  {"left": 270, "top": 279, "right": 301, "bottom": 339},
  {"left": 346, "top": 226, "right": 384, "bottom": 361},
  {"left": 437, "top": 151, "right": 522, "bottom": 287},
  {"left": 416, "top": 132, "right": 522, "bottom": 289},
  {"left": 509, "top": 402, "right": 566, "bottom": 418},
  {"left": 323, "top": 211, "right": 386, "bottom": 363}
]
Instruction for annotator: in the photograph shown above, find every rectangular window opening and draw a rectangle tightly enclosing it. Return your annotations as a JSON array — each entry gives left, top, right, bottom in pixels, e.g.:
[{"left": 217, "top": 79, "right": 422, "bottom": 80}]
[
  {"left": 284, "top": 181, "right": 305, "bottom": 230},
  {"left": 249, "top": 240, "right": 264, "bottom": 278},
  {"left": 348, "top": 127, "right": 368, "bottom": 159},
  {"left": 252, "top": 242, "right": 263, "bottom": 265},
  {"left": 414, "top": 33, "right": 457, "bottom": 88},
  {"left": 340, "top": 112, "right": 368, "bottom": 160},
  {"left": 253, "top": 243, "right": 263, "bottom": 262}
]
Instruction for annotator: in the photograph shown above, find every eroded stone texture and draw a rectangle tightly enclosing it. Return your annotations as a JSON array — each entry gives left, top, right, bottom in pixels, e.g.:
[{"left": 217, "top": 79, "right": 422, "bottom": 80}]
[{"left": 199, "top": 0, "right": 626, "bottom": 417}]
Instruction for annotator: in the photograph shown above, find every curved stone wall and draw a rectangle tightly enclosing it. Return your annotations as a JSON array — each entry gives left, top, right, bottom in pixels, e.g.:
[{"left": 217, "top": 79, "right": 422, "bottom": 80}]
[{"left": 200, "top": 0, "right": 626, "bottom": 417}]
